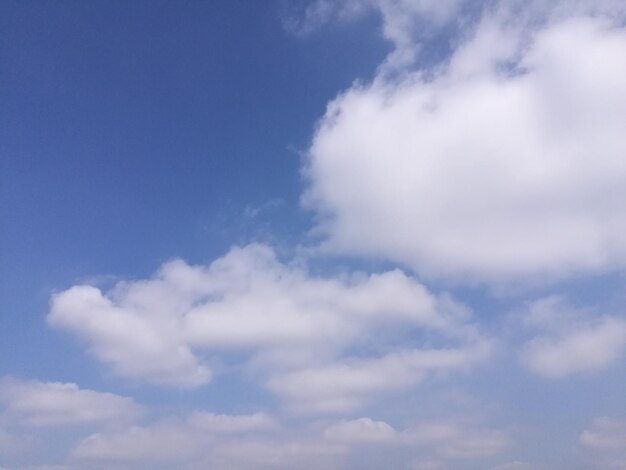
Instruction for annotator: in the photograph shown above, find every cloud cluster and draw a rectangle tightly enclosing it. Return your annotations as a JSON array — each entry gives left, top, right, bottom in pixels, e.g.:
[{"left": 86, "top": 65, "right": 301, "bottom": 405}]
[
  {"left": 304, "top": 6, "right": 626, "bottom": 284},
  {"left": 67, "top": 411, "right": 509, "bottom": 469},
  {"left": 48, "top": 244, "right": 488, "bottom": 411},
  {"left": 21, "top": 2, "right": 626, "bottom": 469}
]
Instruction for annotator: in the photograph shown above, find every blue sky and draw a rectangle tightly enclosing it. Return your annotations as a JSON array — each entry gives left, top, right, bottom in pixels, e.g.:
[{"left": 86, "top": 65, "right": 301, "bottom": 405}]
[{"left": 2, "top": 1, "right": 626, "bottom": 469}]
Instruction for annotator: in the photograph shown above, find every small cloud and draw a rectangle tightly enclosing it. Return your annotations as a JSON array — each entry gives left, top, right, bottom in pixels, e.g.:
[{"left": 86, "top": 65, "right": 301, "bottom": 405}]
[
  {"left": 0, "top": 377, "right": 141, "bottom": 428},
  {"left": 324, "top": 417, "right": 396, "bottom": 442},
  {"left": 581, "top": 417, "right": 626, "bottom": 450},
  {"left": 518, "top": 297, "right": 626, "bottom": 378}
]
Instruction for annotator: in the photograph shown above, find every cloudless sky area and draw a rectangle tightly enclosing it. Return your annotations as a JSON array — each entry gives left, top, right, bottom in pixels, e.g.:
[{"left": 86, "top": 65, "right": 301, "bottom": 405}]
[{"left": 2, "top": 1, "right": 626, "bottom": 469}]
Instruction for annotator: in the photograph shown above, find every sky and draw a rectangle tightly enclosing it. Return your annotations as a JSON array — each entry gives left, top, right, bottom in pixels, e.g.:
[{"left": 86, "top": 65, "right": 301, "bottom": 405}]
[{"left": 1, "top": 0, "right": 626, "bottom": 468}]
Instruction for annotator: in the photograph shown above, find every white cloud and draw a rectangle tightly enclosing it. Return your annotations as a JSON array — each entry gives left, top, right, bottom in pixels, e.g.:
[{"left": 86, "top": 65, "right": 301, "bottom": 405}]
[
  {"left": 187, "top": 411, "right": 277, "bottom": 433},
  {"left": 323, "top": 417, "right": 510, "bottom": 462},
  {"left": 304, "top": 8, "right": 626, "bottom": 284},
  {"left": 287, "top": 0, "right": 466, "bottom": 62},
  {"left": 324, "top": 417, "right": 396, "bottom": 442},
  {"left": 267, "top": 341, "right": 491, "bottom": 413},
  {"left": 48, "top": 244, "right": 488, "bottom": 411},
  {"left": 71, "top": 411, "right": 279, "bottom": 464},
  {"left": 71, "top": 421, "right": 203, "bottom": 462},
  {"left": 580, "top": 417, "right": 626, "bottom": 450},
  {"left": 210, "top": 439, "right": 346, "bottom": 470},
  {"left": 406, "top": 421, "right": 510, "bottom": 458},
  {"left": 519, "top": 297, "right": 626, "bottom": 378},
  {"left": 70, "top": 412, "right": 344, "bottom": 469},
  {"left": 64, "top": 406, "right": 509, "bottom": 468},
  {"left": 48, "top": 276, "right": 212, "bottom": 389},
  {"left": 0, "top": 378, "right": 140, "bottom": 427}
]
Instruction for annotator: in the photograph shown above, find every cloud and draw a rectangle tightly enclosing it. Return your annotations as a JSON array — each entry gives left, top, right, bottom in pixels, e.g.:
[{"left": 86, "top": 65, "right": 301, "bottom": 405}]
[
  {"left": 324, "top": 417, "right": 396, "bottom": 442},
  {"left": 70, "top": 412, "right": 508, "bottom": 469},
  {"left": 580, "top": 417, "right": 626, "bottom": 450},
  {"left": 48, "top": 244, "right": 489, "bottom": 410},
  {"left": 71, "top": 410, "right": 275, "bottom": 463},
  {"left": 267, "top": 341, "right": 491, "bottom": 413},
  {"left": 187, "top": 411, "right": 277, "bottom": 434},
  {"left": 71, "top": 421, "right": 203, "bottom": 462},
  {"left": 304, "top": 8, "right": 626, "bottom": 284},
  {"left": 286, "top": 0, "right": 467, "bottom": 69},
  {"left": 70, "top": 412, "right": 344, "bottom": 469},
  {"left": 0, "top": 424, "right": 33, "bottom": 456},
  {"left": 48, "top": 276, "right": 212, "bottom": 389},
  {"left": 324, "top": 417, "right": 510, "bottom": 462},
  {"left": 519, "top": 297, "right": 626, "bottom": 378},
  {"left": 0, "top": 378, "right": 140, "bottom": 428},
  {"left": 406, "top": 421, "right": 509, "bottom": 459}
]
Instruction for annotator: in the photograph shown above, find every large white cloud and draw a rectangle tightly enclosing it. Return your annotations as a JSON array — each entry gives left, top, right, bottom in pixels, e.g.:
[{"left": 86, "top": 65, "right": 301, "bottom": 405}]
[
  {"left": 48, "top": 244, "right": 488, "bottom": 410},
  {"left": 304, "top": 8, "right": 626, "bottom": 284},
  {"left": 0, "top": 378, "right": 140, "bottom": 428}
]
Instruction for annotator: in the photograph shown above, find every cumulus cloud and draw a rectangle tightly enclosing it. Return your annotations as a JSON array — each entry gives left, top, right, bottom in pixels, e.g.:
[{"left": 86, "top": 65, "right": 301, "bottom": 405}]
[
  {"left": 519, "top": 297, "right": 626, "bottom": 378},
  {"left": 48, "top": 244, "right": 488, "bottom": 410},
  {"left": 48, "top": 273, "right": 212, "bottom": 389},
  {"left": 0, "top": 378, "right": 140, "bottom": 428},
  {"left": 304, "top": 5, "right": 626, "bottom": 284}
]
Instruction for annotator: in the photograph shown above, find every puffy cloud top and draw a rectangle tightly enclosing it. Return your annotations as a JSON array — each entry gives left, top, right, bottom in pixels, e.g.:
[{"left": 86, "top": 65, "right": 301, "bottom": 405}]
[{"left": 305, "top": 12, "right": 626, "bottom": 284}]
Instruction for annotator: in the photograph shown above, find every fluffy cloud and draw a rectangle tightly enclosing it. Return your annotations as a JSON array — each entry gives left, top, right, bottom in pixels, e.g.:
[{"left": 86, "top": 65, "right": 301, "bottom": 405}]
[
  {"left": 304, "top": 7, "right": 626, "bottom": 284},
  {"left": 0, "top": 378, "right": 140, "bottom": 427},
  {"left": 48, "top": 244, "right": 488, "bottom": 410},
  {"left": 48, "top": 276, "right": 212, "bottom": 389},
  {"left": 519, "top": 297, "right": 626, "bottom": 378}
]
